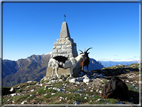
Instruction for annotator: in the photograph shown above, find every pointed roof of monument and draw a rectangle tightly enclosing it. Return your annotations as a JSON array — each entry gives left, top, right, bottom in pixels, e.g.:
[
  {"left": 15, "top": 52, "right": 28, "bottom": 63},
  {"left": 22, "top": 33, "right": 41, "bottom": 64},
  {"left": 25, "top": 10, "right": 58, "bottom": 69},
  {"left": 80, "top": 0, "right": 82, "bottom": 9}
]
[{"left": 60, "top": 22, "right": 71, "bottom": 38}]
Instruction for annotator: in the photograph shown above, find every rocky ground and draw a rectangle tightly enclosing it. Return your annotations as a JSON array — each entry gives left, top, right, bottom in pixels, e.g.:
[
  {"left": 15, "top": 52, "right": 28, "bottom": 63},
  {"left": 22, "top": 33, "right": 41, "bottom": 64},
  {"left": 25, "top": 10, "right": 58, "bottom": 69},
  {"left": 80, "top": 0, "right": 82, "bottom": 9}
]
[{"left": 2, "top": 63, "right": 141, "bottom": 106}]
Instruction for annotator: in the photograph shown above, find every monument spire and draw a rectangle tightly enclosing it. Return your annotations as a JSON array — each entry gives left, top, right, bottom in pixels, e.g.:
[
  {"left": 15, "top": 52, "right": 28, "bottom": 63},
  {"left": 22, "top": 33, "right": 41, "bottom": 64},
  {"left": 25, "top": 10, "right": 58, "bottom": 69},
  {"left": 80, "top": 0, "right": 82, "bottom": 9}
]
[{"left": 60, "top": 21, "right": 70, "bottom": 38}]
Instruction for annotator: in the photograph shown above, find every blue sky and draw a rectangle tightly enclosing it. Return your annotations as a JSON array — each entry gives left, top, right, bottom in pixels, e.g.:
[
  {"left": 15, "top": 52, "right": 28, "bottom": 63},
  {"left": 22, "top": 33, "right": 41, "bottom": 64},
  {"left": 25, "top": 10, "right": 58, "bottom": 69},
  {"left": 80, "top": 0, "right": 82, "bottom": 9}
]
[{"left": 2, "top": 2, "right": 140, "bottom": 61}]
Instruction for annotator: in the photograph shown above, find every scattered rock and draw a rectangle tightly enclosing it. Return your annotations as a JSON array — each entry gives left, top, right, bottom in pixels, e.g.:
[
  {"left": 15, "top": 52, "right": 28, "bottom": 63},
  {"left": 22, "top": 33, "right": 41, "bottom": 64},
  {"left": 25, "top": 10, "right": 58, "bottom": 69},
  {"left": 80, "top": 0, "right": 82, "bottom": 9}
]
[
  {"left": 21, "top": 100, "right": 27, "bottom": 104},
  {"left": 51, "top": 93, "right": 56, "bottom": 95},
  {"left": 96, "top": 89, "right": 99, "bottom": 92},
  {"left": 96, "top": 98, "right": 101, "bottom": 102},
  {"left": 44, "top": 94, "right": 47, "bottom": 96},
  {"left": 69, "top": 78, "right": 76, "bottom": 83},
  {"left": 60, "top": 88, "right": 65, "bottom": 93},
  {"left": 99, "top": 90, "right": 102, "bottom": 94},
  {"left": 39, "top": 83, "right": 43, "bottom": 86},
  {"left": 10, "top": 87, "right": 19, "bottom": 92},
  {"left": 26, "top": 86, "right": 30, "bottom": 88},
  {"left": 27, "top": 81, "right": 33, "bottom": 83},
  {"left": 73, "top": 101, "right": 80, "bottom": 105},
  {"left": 11, "top": 93, "right": 17, "bottom": 97},
  {"left": 30, "top": 89, "right": 34, "bottom": 92}
]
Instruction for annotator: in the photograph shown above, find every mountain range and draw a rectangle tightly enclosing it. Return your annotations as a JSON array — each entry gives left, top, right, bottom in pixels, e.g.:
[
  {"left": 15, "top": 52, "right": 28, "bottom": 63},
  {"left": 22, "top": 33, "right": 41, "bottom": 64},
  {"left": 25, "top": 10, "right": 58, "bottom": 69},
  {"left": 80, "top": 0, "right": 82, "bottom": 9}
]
[
  {"left": 100, "top": 61, "right": 139, "bottom": 67},
  {"left": 2, "top": 53, "right": 104, "bottom": 87},
  {"left": 2, "top": 53, "right": 51, "bottom": 87},
  {"left": 2, "top": 53, "right": 139, "bottom": 87}
]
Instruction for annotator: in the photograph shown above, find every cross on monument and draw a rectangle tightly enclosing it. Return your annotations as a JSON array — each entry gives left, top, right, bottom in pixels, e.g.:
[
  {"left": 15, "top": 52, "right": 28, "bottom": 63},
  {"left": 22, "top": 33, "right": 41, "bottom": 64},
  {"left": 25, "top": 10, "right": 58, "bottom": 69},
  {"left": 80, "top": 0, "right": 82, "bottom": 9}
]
[{"left": 64, "top": 14, "right": 66, "bottom": 22}]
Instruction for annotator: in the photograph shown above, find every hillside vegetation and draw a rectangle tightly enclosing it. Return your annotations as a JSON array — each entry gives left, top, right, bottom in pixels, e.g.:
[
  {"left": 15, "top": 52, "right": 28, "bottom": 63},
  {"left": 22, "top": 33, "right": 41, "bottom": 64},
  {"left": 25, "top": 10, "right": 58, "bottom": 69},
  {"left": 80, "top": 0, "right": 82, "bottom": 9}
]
[{"left": 2, "top": 63, "right": 141, "bottom": 106}]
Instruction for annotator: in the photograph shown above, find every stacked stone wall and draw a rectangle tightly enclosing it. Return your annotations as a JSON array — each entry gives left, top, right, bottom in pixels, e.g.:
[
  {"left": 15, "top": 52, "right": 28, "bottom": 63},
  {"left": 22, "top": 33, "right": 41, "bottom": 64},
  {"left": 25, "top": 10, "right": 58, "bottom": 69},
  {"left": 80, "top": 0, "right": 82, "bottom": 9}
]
[{"left": 51, "top": 37, "right": 78, "bottom": 58}]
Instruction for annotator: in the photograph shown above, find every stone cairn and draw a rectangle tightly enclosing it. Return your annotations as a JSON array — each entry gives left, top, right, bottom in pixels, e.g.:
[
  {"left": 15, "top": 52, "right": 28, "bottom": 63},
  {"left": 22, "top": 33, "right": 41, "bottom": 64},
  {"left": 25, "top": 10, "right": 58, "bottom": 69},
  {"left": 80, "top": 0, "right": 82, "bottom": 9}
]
[
  {"left": 41, "top": 22, "right": 80, "bottom": 81},
  {"left": 51, "top": 21, "right": 78, "bottom": 58}
]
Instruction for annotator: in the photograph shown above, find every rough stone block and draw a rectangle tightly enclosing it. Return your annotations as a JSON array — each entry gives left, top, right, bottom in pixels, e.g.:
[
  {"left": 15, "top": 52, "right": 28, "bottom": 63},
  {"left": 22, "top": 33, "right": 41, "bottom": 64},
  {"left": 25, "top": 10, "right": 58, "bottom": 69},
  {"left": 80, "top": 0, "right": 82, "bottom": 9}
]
[
  {"left": 56, "top": 46, "right": 62, "bottom": 49},
  {"left": 45, "top": 67, "right": 79, "bottom": 77},
  {"left": 52, "top": 49, "right": 58, "bottom": 54},
  {"left": 53, "top": 46, "right": 56, "bottom": 49},
  {"left": 58, "top": 50, "right": 67, "bottom": 54},
  {"left": 65, "top": 40, "right": 72, "bottom": 45},
  {"left": 62, "top": 45, "right": 72, "bottom": 49}
]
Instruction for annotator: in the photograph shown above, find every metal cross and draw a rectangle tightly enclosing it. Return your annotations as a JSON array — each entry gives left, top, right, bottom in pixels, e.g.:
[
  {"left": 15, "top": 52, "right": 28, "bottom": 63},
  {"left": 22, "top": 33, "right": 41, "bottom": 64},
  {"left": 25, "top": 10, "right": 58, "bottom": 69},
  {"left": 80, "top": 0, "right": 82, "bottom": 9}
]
[{"left": 64, "top": 14, "right": 66, "bottom": 22}]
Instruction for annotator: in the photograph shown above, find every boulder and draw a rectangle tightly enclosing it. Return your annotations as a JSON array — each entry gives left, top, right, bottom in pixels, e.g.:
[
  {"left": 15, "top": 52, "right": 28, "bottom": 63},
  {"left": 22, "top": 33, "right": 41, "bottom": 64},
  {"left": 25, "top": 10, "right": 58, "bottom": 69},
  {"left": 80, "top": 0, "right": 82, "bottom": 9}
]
[{"left": 45, "top": 66, "right": 80, "bottom": 78}]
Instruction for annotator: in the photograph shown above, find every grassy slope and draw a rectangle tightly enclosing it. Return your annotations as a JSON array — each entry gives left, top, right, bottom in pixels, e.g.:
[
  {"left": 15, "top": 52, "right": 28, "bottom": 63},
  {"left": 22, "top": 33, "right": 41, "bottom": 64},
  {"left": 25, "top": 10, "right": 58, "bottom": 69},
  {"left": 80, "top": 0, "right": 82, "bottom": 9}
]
[{"left": 2, "top": 63, "right": 140, "bottom": 105}]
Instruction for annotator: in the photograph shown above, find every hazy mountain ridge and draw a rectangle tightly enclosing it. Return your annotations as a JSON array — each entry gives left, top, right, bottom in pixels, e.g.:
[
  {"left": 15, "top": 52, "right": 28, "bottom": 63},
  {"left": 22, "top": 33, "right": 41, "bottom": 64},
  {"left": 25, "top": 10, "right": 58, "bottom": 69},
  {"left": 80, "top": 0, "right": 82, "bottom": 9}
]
[
  {"left": 100, "top": 61, "right": 139, "bottom": 67},
  {"left": 2, "top": 53, "right": 139, "bottom": 87}
]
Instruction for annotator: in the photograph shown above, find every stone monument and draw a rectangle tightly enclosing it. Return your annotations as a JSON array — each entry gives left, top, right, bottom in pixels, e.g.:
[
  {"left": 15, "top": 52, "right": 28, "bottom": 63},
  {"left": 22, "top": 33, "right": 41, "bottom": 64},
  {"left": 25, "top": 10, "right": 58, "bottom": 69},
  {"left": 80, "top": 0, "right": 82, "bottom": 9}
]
[
  {"left": 51, "top": 21, "right": 78, "bottom": 58},
  {"left": 41, "top": 21, "right": 80, "bottom": 81}
]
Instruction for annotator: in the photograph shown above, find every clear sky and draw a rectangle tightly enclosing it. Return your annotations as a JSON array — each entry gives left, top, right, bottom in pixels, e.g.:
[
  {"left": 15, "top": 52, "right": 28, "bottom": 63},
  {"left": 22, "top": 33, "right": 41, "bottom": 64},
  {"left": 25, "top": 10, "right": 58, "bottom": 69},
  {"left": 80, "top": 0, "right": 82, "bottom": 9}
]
[{"left": 3, "top": 2, "right": 140, "bottom": 61}]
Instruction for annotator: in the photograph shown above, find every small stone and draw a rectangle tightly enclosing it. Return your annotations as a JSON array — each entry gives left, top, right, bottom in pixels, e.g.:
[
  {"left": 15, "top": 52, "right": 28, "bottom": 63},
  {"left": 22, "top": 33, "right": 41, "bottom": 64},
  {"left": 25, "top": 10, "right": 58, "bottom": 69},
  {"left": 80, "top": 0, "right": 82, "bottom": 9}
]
[
  {"left": 26, "top": 86, "right": 30, "bottom": 88},
  {"left": 96, "top": 98, "right": 101, "bottom": 102},
  {"left": 69, "top": 78, "right": 76, "bottom": 83},
  {"left": 27, "top": 81, "right": 32, "bottom": 83},
  {"left": 135, "top": 86, "right": 138, "bottom": 90},
  {"left": 44, "top": 94, "right": 47, "bottom": 96},
  {"left": 17, "top": 85, "right": 20, "bottom": 88},
  {"left": 84, "top": 97, "right": 87, "bottom": 99},
  {"left": 51, "top": 93, "right": 56, "bottom": 95},
  {"left": 96, "top": 89, "right": 99, "bottom": 92},
  {"left": 10, "top": 87, "right": 14, "bottom": 92},
  {"left": 21, "top": 100, "right": 27, "bottom": 104},
  {"left": 90, "top": 90, "right": 93, "bottom": 92},
  {"left": 99, "top": 90, "right": 102, "bottom": 94},
  {"left": 30, "top": 89, "right": 34, "bottom": 92},
  {"left": 11, "top": 93, "right": 17, "bottom": 97},
  {"left": 39, "top": 84, "right": 43, "bottom": 86},
  {"left": 60, "top": 97, "right": 64, "bottom": 99},
  {"left": 10, "top": 87, "right": 19, "bottom": 92},
  {"left": 86, "top": 94, "right": 89, "bottom": 97},
  {"left": 73, "top": 101, "right": 80, "bottom": 105},
  {"left": 36, "top": 82, "right": 40, "bottom": 86},
  {"left": 76, "top": 81, "right": 80, "bottom": 84}
]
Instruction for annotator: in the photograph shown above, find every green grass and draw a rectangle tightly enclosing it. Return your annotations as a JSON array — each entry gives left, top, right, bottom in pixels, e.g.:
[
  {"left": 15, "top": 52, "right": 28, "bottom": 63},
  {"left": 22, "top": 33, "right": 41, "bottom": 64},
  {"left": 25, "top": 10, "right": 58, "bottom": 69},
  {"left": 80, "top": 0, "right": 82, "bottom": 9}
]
[
  {"left": 52, "top": 81, "right": 63, "bottom": 88},
  {"left": 37, "top": 87, "right": 47, "bottom": 94},
  {"left": 16, "top": 89, "right": 25, "bottom": 93},
  {"left": 27, "top": 95, "right": 34, "bottom": 100},
  {"left": 47, "top": 89, "right": 58, "bottom": 93},
  {"left": 16, "top": 94, "right": 29, "bottom": 102},
  {"left": 44, "top": 94, "right": 52, "bottom": 99},
  {"left": 127, "top": 83, "right": 138, "bottom": 92},
  {"left": 10, "top": 96, "right": 20, "bottom": 100}
]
